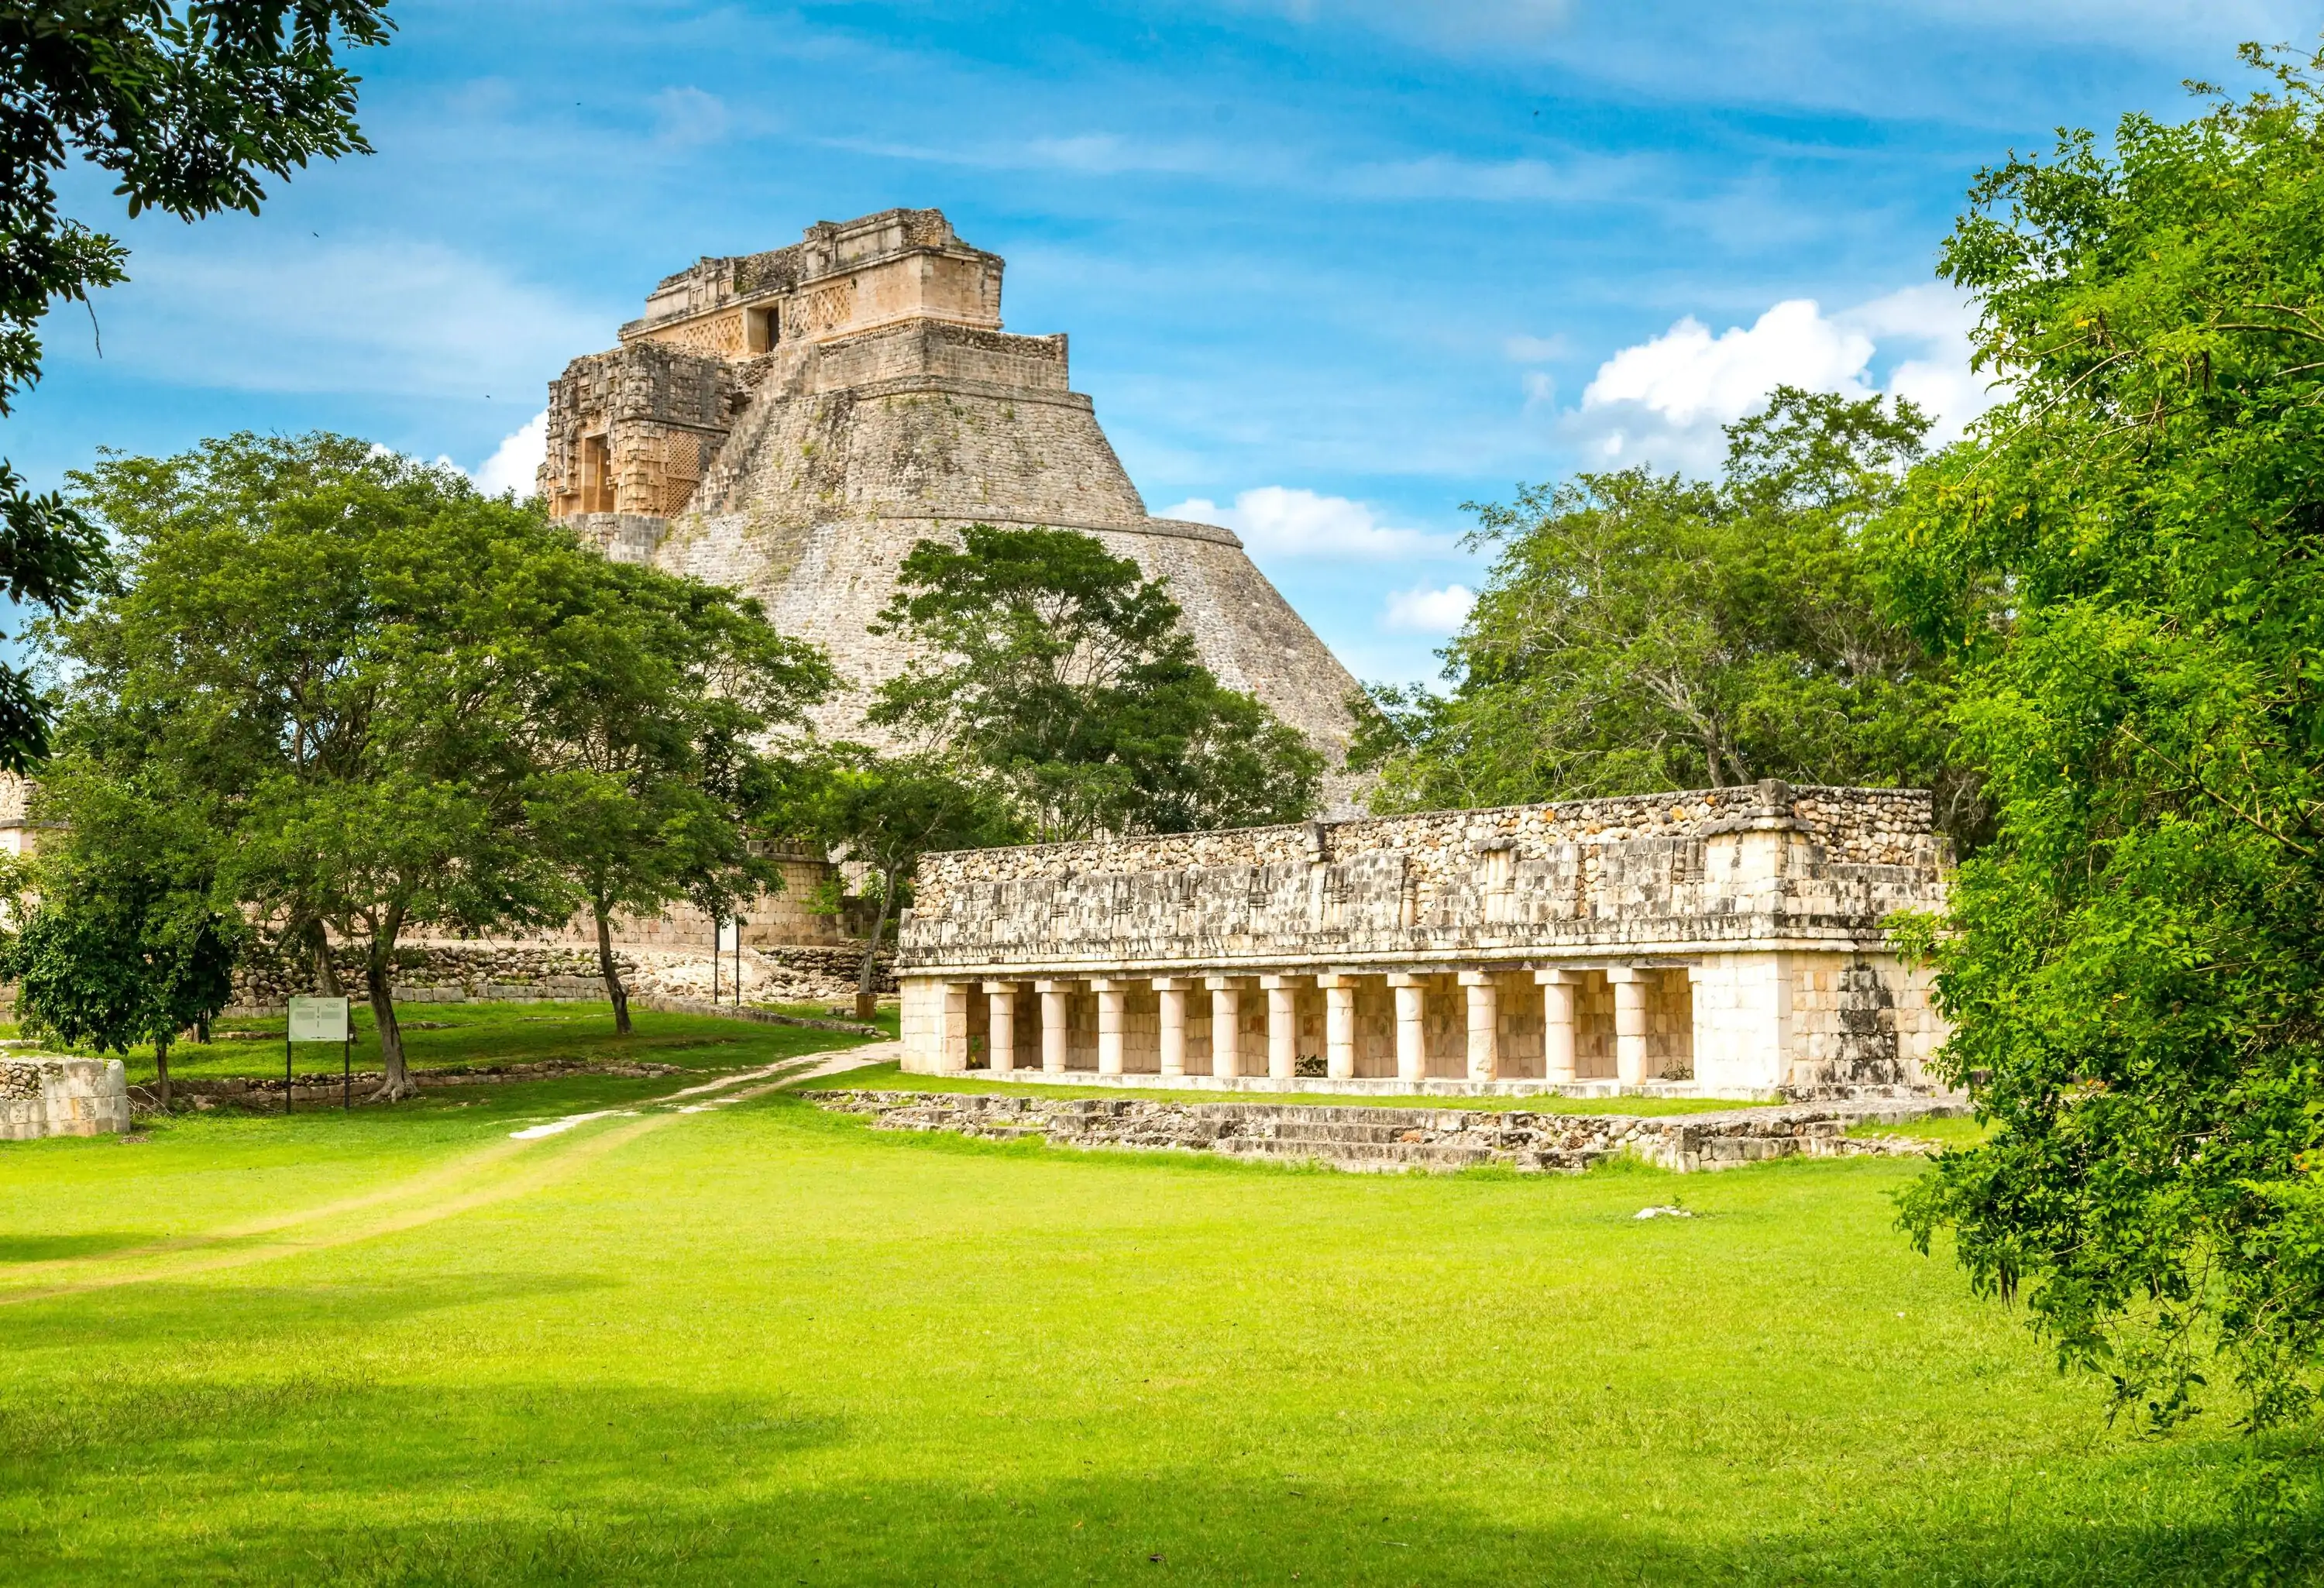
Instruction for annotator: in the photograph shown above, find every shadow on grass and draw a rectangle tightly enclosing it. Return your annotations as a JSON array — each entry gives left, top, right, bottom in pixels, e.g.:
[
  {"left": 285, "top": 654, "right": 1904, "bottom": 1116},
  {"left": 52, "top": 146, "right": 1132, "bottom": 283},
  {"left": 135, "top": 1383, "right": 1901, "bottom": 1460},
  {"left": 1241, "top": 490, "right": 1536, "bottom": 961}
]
[
  {"left": 8, "top": 1389, "right": 2316, "bottom": 1587},
  {"left": 0, "top": 1272, "right": 619, "bottom": 1356},
  {"left": 0, "top": 1232, "right": 153, "bottom": 1263}
]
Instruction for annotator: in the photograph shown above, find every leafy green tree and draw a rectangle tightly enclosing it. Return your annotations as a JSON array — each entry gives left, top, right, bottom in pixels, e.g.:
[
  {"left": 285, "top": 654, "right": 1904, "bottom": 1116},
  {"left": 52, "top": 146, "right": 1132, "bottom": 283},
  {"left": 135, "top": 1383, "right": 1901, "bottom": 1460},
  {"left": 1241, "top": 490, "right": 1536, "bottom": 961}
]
[
  {"left": 870, "top": 524, "right": 1322, "bottom": 840},
  {"left": 2, "top": 759, "right": 239, "bottom": 1110},
  {"left": 807, "top": 748, "right": 1022, "bottom": 1019},
  {"left": 1353, "top": 389, "right": 1978, "bottom": 843},
  {"left": 527, "top": 563, "right": 832, "bottom": 1033},
  {"left": 53, "top": 434, "right": 594, "bottom": 1099},
  {"left": 0, "top": 2, "right": 390, "bottom": 769},
  {"left": 1886, "top": 46, "right": 2324, "bottom": 1431}
]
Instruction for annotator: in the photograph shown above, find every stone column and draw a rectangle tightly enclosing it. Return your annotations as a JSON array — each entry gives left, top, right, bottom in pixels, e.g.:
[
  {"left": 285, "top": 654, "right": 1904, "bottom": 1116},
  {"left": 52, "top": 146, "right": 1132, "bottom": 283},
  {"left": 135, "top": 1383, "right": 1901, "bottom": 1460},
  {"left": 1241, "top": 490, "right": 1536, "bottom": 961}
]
[
  {"left": 1153, "top": 978, "right": 1191, "bottom": 1078},
  {"left": 937, "top": 981, "right": 972, "bottom": 1074},
  {"left": 983, "top": 982, "right": 1019, "bottom": 1075},
  {"left": 1318, "top": 973, "right": 1358, "bottom": 1081},
  {"left": 1092, "top": 978, "right": 1128, "bottom": 1077},
  {"left": 1459, "top": 971, "right": 1499, "bottom": 1083},
  {"left": 1207, "top": 978, "right": 1246, "bottom": 1079},
  {"left": 1609, "top": 966, "right": 1648, "bottom": 1085},
  {"left": 1260, "top": 975, "right": 1306, "bottom": 1081},
  {"left": 1387, "top": 974, "right": 1428, "bottom": 1083},
  {"left": 1535, "top": 969, "right": 1577, "bottom": 1083},
  {"left": 1036, "top": 979, "right": 1074, "bottom": 1074}
]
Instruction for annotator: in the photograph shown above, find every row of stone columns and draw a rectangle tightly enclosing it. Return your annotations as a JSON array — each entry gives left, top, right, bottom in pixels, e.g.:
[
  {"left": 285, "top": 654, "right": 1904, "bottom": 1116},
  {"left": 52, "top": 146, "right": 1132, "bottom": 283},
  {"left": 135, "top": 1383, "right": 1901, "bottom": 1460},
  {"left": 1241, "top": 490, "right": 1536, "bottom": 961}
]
[{"left": 964, "top": 965, "right": 1668, "bottom": 1084}]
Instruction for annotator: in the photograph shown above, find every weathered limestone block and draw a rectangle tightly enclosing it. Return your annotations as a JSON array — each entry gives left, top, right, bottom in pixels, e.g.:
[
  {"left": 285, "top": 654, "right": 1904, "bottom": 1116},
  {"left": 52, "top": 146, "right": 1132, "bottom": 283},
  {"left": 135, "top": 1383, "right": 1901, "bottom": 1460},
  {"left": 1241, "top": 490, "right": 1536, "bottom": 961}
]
[{"left": 0, "top": 1057, "right": 129, "bottom": 1139}]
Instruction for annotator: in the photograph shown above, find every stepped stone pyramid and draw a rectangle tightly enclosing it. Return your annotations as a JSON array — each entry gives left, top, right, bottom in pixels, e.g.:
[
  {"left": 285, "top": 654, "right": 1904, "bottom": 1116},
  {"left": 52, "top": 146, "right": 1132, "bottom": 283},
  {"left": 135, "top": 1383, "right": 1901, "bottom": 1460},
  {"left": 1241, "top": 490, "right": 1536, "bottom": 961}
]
[{"left": 538, "top": 208, "right": 1358, "bottom": 778}]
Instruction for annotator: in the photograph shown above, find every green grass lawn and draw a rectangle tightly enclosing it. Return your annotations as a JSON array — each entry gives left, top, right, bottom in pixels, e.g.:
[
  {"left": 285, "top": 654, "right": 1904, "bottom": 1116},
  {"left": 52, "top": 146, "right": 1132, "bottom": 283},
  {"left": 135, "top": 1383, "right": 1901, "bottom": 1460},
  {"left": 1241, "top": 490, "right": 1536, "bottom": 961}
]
[
  {"left": 806, "top": 1060, "right": 1751, "bottom": 1115},
  {"left": 72, "top": 999, "right": 891, "bottom": 1091},
  {"left": 2, "top": 1030, "right": 2317, "bottom": 1585}
]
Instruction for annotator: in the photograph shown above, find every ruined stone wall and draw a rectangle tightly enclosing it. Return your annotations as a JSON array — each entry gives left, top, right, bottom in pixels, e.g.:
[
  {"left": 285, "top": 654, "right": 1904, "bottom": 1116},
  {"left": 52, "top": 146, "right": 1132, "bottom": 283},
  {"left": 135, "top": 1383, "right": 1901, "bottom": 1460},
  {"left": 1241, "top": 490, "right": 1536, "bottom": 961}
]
[
  {"left": 0, "top": 1056, "right": 128, "bottom": 1139},
  {"left": 539, "top": 342, "right": 747, "bottom": 517}
]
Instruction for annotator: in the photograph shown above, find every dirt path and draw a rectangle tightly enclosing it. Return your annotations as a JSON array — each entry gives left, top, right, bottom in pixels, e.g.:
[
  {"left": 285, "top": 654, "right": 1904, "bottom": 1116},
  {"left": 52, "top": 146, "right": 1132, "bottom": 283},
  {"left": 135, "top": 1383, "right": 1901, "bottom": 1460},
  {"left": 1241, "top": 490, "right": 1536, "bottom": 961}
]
[{"left": 0, "top": 1043, "right": 894, "bottom": 1306}]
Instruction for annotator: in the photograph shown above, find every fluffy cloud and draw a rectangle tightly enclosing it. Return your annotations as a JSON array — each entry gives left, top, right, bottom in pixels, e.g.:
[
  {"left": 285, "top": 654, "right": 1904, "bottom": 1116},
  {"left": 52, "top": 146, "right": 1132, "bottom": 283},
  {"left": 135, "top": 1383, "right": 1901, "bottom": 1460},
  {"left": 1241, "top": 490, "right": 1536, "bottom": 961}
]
[
  {"left": 1158, "top": 486, "right": 1456, "bottom": 559},
  {"left": 1567, "top": 286, "right": 1996, "bottom": 473},
  {"left": 473, "top": 409, "right": 548, "bottom": 497},
  {"left": 1381, "top": 583, "right": 1477, "bottom": 634}
]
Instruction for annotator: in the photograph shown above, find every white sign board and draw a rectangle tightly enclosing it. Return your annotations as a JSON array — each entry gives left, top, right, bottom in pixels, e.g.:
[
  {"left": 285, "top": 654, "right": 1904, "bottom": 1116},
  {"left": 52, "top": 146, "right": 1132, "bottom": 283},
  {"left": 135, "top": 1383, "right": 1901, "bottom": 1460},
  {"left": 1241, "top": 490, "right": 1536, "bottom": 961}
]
[{"left": 287, "top": 995, "right": 350, "bottom": 1044}]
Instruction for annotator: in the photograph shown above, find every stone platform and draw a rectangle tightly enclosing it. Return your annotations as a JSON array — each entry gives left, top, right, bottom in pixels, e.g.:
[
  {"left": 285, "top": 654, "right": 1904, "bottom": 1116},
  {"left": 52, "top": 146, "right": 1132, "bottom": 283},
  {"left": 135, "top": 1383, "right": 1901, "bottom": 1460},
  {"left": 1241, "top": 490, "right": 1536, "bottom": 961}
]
[
  {"left": 813, "top": 1090, "right": 1968, "bottom": 1174},
  {"left": 0, "top": 1055, "right": 130, "bottom": 1139}
]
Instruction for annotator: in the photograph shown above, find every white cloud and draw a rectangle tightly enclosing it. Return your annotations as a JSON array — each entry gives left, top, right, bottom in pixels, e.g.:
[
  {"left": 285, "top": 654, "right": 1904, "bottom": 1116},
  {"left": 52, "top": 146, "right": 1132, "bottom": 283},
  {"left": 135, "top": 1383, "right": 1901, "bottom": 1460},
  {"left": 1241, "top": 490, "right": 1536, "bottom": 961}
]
[
  {"left": 1505, "top": 333, "right": 1570, "bottom": 362},
  {"left": 1566, "top": 287, "right": 1998, "bottom": 473},
  {"left": 651, "top": 86, "right": 731, "bottom": 146},
  {"left": 73, "top": 236, "right": 610, "bottom": 403},
  {"left": 474, "top": 409, "right": 548, "bottom": 498},
  {"left": 1159, "top": 486, "right": 1456, "bottom": 559},
  {"left": 1382, "top": 583, "right": 1477, "bottom": 634}
]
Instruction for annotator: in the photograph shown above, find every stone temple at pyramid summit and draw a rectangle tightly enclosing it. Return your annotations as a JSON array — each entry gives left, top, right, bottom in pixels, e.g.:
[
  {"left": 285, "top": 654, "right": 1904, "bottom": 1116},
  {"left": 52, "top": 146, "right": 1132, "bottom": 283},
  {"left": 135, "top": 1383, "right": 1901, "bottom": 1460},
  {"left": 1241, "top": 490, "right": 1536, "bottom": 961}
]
[{"left": 537, "top": 207, "right": 1360, "bottom": 771}]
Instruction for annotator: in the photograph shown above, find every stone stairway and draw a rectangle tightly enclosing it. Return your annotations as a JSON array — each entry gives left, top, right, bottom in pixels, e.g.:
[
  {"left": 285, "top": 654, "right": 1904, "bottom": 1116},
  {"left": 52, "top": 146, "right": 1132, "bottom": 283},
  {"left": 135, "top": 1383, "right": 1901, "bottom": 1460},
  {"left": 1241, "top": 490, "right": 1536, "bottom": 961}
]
[{"left": 816, "top": 1091, "right": 1961, "bottom": 1174}]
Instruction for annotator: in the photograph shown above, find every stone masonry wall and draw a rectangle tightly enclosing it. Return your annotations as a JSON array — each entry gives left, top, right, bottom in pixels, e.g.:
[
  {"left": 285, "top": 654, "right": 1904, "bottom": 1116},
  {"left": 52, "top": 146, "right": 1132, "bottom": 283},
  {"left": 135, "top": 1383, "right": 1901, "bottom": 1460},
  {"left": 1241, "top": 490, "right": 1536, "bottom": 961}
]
[
  {"left": 0, "top": 1056, "right": 129, "bottom": 1139},
  {"left": 226, "top": 940, "right": 896, "bottom": 1016},
  {"left": 902, "top": 782, "right": 1946, "bottom": 974}
]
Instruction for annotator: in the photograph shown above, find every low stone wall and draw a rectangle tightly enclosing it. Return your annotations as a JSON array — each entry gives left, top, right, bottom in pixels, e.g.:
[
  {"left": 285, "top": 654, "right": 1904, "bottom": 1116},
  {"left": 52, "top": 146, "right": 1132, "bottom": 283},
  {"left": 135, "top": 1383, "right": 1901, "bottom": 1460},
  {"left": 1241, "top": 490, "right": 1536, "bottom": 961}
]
[
  {"left": 228, "top": 942, "right": 896, "bottom": 1015},
  {"left": 813, "top": 1091, "right": 1961, "bottom": 1174},
  {"left": 0, "top": 1056, "right": 129, "bottom": 1139}
]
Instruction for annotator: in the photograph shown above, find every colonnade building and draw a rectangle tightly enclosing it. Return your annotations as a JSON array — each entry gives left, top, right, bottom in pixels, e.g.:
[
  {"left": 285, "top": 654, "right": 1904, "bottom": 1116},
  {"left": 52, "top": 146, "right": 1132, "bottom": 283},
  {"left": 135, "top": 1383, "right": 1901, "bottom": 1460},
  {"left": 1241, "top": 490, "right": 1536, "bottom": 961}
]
[{"left": 895, "top": 782, "right": 1951, "bottom": 1098}]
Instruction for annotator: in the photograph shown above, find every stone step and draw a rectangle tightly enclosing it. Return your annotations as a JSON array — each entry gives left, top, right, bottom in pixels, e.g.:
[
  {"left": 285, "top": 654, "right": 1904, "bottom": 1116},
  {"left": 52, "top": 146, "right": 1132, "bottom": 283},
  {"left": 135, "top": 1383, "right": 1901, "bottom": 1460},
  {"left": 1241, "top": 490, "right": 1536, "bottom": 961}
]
[{"left": 1212, "top": 1136, "right": 1496, "bottom": 1170}]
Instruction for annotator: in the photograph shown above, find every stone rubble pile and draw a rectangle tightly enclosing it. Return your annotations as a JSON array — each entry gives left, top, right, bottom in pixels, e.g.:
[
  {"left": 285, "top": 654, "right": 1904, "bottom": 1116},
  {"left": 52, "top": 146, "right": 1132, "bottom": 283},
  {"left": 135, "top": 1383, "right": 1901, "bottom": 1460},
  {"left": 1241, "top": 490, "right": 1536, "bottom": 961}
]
[{"left": 813, "top": 1091, "right": 1958, "bottom": 1174}]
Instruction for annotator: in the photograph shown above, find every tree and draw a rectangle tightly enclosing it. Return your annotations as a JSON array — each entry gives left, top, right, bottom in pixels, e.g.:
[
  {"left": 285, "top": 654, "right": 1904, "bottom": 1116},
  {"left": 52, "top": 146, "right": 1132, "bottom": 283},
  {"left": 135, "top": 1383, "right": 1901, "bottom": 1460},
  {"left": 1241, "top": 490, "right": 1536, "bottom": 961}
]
[
  {"left": 1351, "top": 389, "right": 1980, "bottom": 844},
  {"left": 808, "top": 748, "right": 1022, "bottom": 1019},
  {"left": 1885, "top": 45, "right": 2324, "bottom": 1431},
  {"left": 1, "top": 758, "right": 239, "bottom": 1110},
  {"left": 0, "top": 2, "right": 390, "bottom": 769},
  {"left": 53, "top": 434, "right": 596, "bottom": 1099},
  {"left": 527, "top": 562, "right": 832, "bottom": 1033},
  {"left": 870, "top": 524, "right": 1322, "bottom": 840}
]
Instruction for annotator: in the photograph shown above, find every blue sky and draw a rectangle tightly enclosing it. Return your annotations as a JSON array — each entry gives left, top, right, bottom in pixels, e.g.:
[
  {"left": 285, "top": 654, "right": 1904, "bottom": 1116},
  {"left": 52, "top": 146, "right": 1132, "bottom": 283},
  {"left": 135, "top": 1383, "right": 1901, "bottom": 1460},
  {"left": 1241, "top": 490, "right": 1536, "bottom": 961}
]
[{"left": 13, "top": 1, "right": 2315, "bottom": 684}]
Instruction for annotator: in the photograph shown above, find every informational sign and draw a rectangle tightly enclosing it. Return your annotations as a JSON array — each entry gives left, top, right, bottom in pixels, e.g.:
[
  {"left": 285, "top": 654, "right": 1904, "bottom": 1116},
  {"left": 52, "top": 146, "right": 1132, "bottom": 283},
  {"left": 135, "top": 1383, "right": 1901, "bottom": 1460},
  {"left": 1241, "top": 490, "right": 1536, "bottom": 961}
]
[{"left": 287, "top": 995, "right": 350, "bottom": 1044}]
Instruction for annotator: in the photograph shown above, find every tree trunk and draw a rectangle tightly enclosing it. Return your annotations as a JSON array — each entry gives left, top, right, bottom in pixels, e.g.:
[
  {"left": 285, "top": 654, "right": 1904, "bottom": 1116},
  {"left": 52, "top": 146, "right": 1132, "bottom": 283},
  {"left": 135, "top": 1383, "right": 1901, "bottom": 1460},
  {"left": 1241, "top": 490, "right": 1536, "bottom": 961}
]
[
  {"left": 366, "top": 913, "right": 411, "bottom": 1101},
  {"left": 304, "top": 916, "right": 344, "bottom": 999},
  {"left": 154, "top": 1035, "right": 170, "bottom": 1112},
  {"left": 855, "top": 867, "right": 895, "bottom": 1023},
  {"left": 595, "top": 899, "right": 631, "bottom": 1036}
]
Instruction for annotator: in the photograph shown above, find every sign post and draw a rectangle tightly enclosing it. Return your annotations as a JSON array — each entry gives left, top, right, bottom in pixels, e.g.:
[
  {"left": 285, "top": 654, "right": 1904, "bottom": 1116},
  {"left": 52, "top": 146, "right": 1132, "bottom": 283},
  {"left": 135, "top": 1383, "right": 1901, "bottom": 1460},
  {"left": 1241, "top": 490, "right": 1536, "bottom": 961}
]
[{"left": 287, "top": 995, "right": 352, "bottom": 1116}]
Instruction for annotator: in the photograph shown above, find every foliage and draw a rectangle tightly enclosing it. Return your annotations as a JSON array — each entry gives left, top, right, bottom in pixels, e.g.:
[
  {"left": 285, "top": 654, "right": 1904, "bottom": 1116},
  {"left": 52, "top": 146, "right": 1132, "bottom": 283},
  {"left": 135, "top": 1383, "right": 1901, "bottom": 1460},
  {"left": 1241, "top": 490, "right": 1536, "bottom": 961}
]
[
  {"left": 869, "top": 524, "right": 1322, "bottom": 840},
  {"left": 1353, "top": 389, "right": 1982, "bottom": 846},
  {"left": 806, "top": 747, "right": 1022, "bottom": 1007},
  {"left": 0, "top": 755, "right": 239, "bottom": 1105},
  {"left": 1888, "top": 45, "right": 2324, "bottom": 1432},
  {"left": 525, "top": 558, "right": 832, "bottom": 1032},
  {"left": 50, "top": 433, "right": 618, "bottom": 1097},
  {"left": 0, "top": 2, "right": 390, "bottom": 768}
]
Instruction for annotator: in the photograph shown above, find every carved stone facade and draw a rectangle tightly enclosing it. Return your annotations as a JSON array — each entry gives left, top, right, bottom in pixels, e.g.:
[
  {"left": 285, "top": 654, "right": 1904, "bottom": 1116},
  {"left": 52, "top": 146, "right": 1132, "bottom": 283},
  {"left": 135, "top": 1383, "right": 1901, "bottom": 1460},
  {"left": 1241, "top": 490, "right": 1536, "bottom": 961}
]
[
  {"left": 895, "top": 782, "right": 1951, "bottom": 1098},
  {"left": 538, "top": 208, "right": 1360, "bottom": 791}
]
